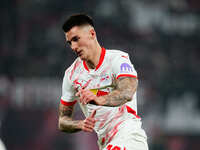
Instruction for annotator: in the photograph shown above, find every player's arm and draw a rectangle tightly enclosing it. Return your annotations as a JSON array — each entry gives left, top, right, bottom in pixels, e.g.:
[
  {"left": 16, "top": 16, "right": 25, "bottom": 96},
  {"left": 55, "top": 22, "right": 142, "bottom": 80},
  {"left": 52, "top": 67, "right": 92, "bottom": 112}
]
[
  {"left": 58, "top": 103, "right": 82, "bottom": 133},
  {"left": 77, "top": 76, "right": 137, "bottom": 107},
  {"left": 99, "top": 76, "right": 138, "bottom": 107},
  {"left": 58, "top": 103, "right": 96, "bottom": 133}
]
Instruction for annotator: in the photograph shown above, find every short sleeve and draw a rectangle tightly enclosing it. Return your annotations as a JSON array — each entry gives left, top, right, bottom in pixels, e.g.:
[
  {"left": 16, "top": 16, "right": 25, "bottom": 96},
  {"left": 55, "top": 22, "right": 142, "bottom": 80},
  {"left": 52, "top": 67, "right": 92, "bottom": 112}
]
[
  {"left": 112, "top": 52, "right": 137, "bottom": 79},
  {"left": 60, "top": 71, "right": 77, "bottom": 106}
]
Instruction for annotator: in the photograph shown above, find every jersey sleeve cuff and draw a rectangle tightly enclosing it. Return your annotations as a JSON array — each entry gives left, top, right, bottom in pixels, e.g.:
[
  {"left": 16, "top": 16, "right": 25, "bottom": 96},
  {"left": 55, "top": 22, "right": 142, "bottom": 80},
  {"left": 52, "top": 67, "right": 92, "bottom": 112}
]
[
  {"left": 116, "top": 74, "right": 138, "bottom": 79},
  {"left": 60, "top": 99, "right": 77, "bottom": 106}
]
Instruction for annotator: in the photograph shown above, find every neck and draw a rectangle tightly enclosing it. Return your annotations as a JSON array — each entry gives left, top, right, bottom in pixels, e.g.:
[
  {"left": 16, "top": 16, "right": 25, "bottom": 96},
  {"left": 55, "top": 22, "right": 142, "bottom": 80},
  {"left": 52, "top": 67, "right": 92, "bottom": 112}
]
[{"left": 86, "top": 43, "right": 102, "bottom": 69}]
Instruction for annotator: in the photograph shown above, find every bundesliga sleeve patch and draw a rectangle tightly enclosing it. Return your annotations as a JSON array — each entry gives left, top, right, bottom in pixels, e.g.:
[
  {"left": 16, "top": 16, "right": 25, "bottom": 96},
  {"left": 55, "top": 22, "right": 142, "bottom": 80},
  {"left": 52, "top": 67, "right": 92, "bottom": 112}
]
[{"left": 120, "top": 63, "right": 133, "bottom": 73}]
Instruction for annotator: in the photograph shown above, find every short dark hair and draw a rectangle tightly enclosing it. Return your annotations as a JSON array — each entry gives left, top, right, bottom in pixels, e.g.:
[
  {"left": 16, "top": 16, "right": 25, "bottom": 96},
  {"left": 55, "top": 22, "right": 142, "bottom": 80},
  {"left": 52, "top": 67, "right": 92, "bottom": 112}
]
[{"left": 62, "top": 14, "right": 94, "bottom": 32}]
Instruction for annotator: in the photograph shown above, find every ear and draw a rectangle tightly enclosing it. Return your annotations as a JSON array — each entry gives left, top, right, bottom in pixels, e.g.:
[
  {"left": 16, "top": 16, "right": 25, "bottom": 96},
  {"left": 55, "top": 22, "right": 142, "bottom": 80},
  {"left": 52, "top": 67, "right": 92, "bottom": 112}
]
[{"left": 90, "top": 28, "right": 96, "bottom": 39}]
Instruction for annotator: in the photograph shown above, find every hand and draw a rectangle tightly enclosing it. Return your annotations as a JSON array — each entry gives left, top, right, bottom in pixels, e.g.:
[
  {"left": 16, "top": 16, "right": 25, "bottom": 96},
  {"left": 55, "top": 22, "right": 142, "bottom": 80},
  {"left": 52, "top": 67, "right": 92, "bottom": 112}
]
[
  {"left": 80, "top": 110, "right": 96, "bottom": 132},
  {"left": 76, "top": 89, "right": 97, "bottom": 105}
]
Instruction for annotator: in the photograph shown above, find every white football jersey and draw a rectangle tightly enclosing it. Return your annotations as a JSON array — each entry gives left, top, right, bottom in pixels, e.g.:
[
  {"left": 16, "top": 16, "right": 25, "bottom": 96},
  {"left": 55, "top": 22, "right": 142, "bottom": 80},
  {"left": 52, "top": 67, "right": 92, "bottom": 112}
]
[{"left": 60, "top": 48, "right": 141, "bottom": 146}]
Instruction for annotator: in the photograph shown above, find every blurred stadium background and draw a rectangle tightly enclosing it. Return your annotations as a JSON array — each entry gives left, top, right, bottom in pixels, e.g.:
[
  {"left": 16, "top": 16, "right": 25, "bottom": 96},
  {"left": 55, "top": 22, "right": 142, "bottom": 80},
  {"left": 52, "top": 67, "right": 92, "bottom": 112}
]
[{"left": 0, "top": 0, "right": 200, "bottom": 150}]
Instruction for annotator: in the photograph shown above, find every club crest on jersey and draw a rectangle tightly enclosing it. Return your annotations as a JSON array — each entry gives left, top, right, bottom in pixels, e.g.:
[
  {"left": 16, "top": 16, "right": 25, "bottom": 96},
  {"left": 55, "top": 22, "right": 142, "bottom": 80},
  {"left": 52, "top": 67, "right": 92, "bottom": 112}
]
[
  {"left": 100, "top": 74, "right": 110, "bottom": 82},
  {"left": 120, "top": 63, "right": 133, "bottom": 73}
]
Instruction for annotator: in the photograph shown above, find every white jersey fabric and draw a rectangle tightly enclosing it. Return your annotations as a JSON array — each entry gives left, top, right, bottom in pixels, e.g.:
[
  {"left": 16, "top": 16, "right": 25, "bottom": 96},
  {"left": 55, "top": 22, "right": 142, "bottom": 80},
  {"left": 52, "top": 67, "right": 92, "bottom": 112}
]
[
  {"left": 60, "top": 48, "right": 148, "bottom": 150},
  {"left": 0, "top": 139, "right": 6, "bottom": 150}
]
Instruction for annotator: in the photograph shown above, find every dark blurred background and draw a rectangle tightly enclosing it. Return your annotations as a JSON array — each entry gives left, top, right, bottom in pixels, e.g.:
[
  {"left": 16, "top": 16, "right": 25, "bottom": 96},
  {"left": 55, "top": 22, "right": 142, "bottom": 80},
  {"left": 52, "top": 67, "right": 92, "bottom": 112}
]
[{"left": 0, "top": 0, "right": 200, "bottom": 150}]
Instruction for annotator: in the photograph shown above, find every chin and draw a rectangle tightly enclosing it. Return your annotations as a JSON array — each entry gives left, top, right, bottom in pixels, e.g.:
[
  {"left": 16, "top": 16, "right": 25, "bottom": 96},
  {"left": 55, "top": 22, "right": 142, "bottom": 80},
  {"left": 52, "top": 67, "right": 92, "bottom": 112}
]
[{"left": 80, "top": 56, "right": 86, "bottom": 60}]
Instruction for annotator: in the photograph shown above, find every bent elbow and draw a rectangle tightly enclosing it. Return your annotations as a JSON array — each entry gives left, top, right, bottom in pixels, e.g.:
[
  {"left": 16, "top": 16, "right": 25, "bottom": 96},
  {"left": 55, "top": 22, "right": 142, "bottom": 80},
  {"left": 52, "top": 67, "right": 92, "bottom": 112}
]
[
  {"left": 58, "top": 118, "right": 65, "bottom": 132},
  {"left": 123, "top": 92, "right": 134, "bottom": 102},
  {"left": 126, "top": 97, "right": 133, "bottom": 103},
  {"left": 125, "top": 88, "right": 136, "bottom": 102}
]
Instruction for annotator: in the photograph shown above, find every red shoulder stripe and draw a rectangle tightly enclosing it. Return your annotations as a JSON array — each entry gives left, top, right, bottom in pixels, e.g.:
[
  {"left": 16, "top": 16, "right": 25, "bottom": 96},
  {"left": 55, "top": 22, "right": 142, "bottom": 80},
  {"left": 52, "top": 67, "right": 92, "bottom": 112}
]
[{"left": 116, "top": 74, "right": 137, "bottom": 79}]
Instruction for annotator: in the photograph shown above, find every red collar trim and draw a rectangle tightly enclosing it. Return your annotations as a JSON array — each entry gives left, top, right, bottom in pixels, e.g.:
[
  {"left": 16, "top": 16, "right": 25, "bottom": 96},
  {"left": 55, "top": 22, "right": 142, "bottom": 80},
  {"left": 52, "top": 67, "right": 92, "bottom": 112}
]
[
  {"left": 83, "top": 61, "right": 89, "bottom": 71},
  {"left": 83, "top": 47, "right": 106, "bottom": 72},
  {"left": 95, "top": 47, "right": 106, "bottom": 71}
]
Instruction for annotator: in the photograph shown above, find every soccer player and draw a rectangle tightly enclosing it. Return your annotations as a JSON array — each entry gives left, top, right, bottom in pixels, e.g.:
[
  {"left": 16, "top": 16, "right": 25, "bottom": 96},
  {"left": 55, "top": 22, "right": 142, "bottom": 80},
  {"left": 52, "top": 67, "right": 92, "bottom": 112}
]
[{"left": 58, "top": 14, "right": 148, "bottom": 150}]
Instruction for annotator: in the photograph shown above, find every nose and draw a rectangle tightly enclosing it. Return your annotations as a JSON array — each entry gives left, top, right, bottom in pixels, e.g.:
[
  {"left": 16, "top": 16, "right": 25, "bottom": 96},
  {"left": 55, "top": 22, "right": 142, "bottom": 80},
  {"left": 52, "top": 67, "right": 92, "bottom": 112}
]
[{"left": 71, "top": 41, "right": 78, "bottom": 52}]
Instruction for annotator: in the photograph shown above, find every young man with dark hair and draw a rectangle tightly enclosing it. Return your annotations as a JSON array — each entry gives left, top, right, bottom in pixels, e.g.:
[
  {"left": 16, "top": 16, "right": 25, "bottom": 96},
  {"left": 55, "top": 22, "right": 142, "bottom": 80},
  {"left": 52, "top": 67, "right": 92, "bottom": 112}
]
[{"left": 58, "top": 13, "right": 148, "bottom": 150}]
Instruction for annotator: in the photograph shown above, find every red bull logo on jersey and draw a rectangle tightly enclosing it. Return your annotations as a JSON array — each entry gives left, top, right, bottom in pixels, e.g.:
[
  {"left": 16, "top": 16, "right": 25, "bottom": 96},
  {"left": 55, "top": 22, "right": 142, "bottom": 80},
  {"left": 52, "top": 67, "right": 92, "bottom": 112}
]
[
  {"left": 120, "top": 63, "right": 133, "bottom": 73},
  {"left": 90, "top": 89, "right": 109, "bottom": 97}
]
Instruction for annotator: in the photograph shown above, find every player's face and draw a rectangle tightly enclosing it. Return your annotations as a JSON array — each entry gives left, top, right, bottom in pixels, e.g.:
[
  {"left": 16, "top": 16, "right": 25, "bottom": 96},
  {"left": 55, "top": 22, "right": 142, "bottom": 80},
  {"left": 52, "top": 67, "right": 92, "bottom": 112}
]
[{"left": 65, "top": 25, "right": 95, "bottom": 61}]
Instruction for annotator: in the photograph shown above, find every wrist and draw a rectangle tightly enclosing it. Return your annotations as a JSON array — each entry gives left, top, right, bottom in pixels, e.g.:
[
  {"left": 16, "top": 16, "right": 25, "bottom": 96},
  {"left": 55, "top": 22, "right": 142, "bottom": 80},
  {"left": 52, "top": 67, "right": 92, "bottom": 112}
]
[{"left": 78, "top": 120, "right": 84, "bottom": 130}]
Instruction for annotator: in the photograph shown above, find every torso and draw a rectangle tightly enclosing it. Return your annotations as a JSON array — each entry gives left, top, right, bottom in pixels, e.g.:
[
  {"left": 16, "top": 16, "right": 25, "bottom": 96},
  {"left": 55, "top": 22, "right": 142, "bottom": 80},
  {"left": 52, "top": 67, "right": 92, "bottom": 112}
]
[{"left": 62, "top": 48, "right": 140, "bottom": 146}]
